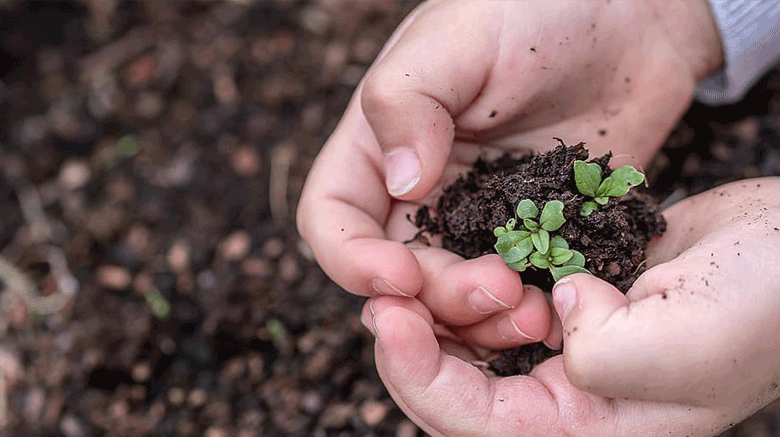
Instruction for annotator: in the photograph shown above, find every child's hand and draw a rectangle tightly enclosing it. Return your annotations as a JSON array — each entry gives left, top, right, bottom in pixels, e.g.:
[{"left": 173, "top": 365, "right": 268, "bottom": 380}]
[
  {"left": 298, "top": 0, "right": 722, "bottom": 355},
  {"left": 361, "top": 178, "right": 780, "bottom": 437}
]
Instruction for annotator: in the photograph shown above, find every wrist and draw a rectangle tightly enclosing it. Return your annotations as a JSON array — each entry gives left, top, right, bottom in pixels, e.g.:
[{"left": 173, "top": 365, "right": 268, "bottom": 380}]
[{"left": 647, "top": 0, "right": 724, "bottom": 81}]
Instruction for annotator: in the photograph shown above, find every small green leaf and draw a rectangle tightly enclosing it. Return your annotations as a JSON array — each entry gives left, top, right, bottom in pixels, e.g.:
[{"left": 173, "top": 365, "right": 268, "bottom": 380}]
[
  {"left": 594, "top": 196, "right": 609, "bottom": 205},
  {"left": 506, "top": 218, "right": 516, "bottom": 231},
  {"left": 508, "top": 260, "right": 530, "bottom": 272},
  {"left": 563, "top": 250, "right": 586, "bottom": 267},
  {"left": 595, "top": 177, "right": 616, "bottom": 197},
  {"left": 515, "top": 237, "right": 534, "bottom": 259},
  {"left": 529, "top": 251, "right": 550, "bottom": 269},
  {"left": 549, "top": 247, "right": 573, "bottom": 265},
  {"left": 493, "top": 227, "right": 507, "bottom": 237},
  {"left": 531, "top": 229, "right": 550, "bottom": 254},
  {"left": 494, "top": 234, "right": 514, "bottom": 253},
  {"left": 540, "top": 200, "right": 566, "bottom": 231},
  {"left": 580, "top": 201, "right": 599, "bottom": 216},
  {"left": 550, "top": 265, "right": 591, "bottom": 282},
  {"left": 611, "top": 165, "right": 645, "bottom": 187},
  {"left": 549, "top": 235, "right": 569, "bottom": 250},
  {"left": 516, "top": 199, "right": 539, "bottom": 219},
  {"left": 573, "top": 160, "right": 602, "bottom": 197},
  {"left": 598, "top": 166, "right": 645, "bottom": 197},
  {"left": 523, "top": 219, "right": 539, "bottom": 231},
  {"left": 502, "top": 246, "right": 526, "bottom": 263}
]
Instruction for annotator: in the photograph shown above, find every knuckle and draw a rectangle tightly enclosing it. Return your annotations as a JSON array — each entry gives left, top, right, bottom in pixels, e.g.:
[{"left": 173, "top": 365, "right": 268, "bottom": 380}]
[{"left": 360, "top": 71, "right": 397, "bottom": 116}]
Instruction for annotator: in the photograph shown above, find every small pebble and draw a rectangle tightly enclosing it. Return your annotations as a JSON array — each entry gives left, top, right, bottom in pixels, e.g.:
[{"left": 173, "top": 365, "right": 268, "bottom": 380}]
[
  {"left": 123, "top": 55, "right": 156, "bottom": 88},
  {"left": 359, "top": 400, "right": 389, "bottom": 426},
  {"left": 167, "top": 387, "right": 186, "bottom": 406},
  {"left": 241, "top": 257, "right": 272, "bottom": 278},
  {"left": 204, "top": 427, "right": 230, "bottom": 437},
  {"left": 125, "top": 225, "right": 151, "bottom": 254},
  {"left": 58, "top": 160, "right": 91, "bottom": 190},
  {"left": 319, "top": 402, "right": 355, "bottom": 428},
  {"left": 0, "top": 347, "right": 23, "bottom": 386},
  {"left": 132, "top": 362, "right": 151, "bottom": 382},
  {"left": 262, "top": 237, "right": 285, "bottom": 259},
  {"left": 300, "top": 5, "right": 330, "bottom": 35},
  {"left": 188, "top": 388, "right": 207, "bottom": 407},
  {"left": 300, "top": 390, "right": 324, "bottom": 415},
  {"left": 18, "top": 116, "right": 49, "bottom": 144},
  {"left": 221, "top": 230, "right": 251, "bottom": 261},
  {"left": 24, "top": 387, "right": 46, "bottom": 422},
  {"left": 231, "top": 146, "right": 260, "bottom": 177},
  {"left": 135, "top": 90, "right": 164, "bottom": 119},
  {"left": 395, "top": 419, "right": 419, "bottom": 437},
  {"left": 196, "top": 270, "right": 217, "bottom": 290},
  {"left": 167, "top": 239, "right": 191, "bottom": 272},
  {"left": 96, "top": 265, "right": 131, "bottom": 290},
  {"left": 59, "top": 414, "right": 87, "bottom": 437},
  {"left": 279, "top": 254, "right": 301, "bottom": 282}
]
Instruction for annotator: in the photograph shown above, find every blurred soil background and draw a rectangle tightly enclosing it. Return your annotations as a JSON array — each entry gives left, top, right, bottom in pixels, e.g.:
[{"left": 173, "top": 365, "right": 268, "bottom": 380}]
[{"left": 0, "top": 1, "right": 779, "bottom": 436}]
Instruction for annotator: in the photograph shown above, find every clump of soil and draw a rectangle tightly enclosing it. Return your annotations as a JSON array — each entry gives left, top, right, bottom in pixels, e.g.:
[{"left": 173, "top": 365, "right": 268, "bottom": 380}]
[{"left": 413, "top": 141, "right": 666, "bottom": 375}]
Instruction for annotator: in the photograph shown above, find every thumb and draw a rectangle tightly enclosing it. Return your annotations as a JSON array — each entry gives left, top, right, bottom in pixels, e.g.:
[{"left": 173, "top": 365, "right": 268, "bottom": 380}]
[
  {"left": 359, "top": 3, "right": 500, "bottom": 199},
  {"left": 551, "top": 273, "right": 633, "bottom": 394}
]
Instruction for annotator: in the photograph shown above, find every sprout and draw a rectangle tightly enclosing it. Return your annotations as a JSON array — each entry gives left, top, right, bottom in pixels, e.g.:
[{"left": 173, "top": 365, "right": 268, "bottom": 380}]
[
  {"left": 573, "top": 160, "right": 645, "bottom": 216},
  {"left": 494, "top": 199, "right": 590, "bottom": 281}
]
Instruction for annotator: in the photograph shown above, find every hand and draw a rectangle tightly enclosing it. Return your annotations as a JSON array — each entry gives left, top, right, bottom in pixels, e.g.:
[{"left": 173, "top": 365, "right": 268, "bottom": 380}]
[
  {"left": 362, "top": 178, "right": 780, "bottom": 437},
  {"left": 298, "top": 0, "right": 722, "bottom": 366}
]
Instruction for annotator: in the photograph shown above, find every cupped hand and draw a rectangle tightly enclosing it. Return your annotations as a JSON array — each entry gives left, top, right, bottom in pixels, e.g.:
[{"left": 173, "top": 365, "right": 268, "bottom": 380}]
[
  {"left": 362, "top": 178, "right": 780, "bottom": 437},
  {"left": 297, "top": 0, "right": 722, "bottom": 351}
]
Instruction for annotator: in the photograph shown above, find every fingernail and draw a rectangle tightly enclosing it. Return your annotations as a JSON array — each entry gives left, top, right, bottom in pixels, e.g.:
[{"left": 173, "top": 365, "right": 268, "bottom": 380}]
[
  {"left": 497, "top": 316, "right": 537, "bottom": 342},
  {"left": 552, "top": 278, "right": 577, "bottom": 321},
  {"left": 468, "top": 285, "right": 513, "bottom": 314},
  {"left": 371, "top": 277, "right": 410, "bottom": 297},
  {"left": 384, "top": 149, "right": 421, "bottom": 196}
]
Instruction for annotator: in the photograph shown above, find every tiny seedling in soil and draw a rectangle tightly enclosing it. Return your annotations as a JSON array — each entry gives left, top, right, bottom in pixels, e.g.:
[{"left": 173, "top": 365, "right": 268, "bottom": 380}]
[
  {"left": 493, "top": 200, "right": 589, "bottom": 281},
  {"left": 574, "top": 160, "right": 645, "bottom": 216},
  {"left": 412, "top": 141, "right": 665, "bottom": 376}
]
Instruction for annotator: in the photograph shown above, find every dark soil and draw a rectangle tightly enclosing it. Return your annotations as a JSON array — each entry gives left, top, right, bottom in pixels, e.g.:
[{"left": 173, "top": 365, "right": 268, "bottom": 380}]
[
  {"left": 1, "top": 1, "right": 779, "bottom": 436},
  {"left": 413, "top": 142, "right": 665, "bottom": 376}
]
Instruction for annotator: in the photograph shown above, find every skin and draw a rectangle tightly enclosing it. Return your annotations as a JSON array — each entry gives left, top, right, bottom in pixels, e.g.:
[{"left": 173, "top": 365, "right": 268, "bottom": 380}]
[{"left": 296, "top": 0, "right": 780, "bottom": 435}]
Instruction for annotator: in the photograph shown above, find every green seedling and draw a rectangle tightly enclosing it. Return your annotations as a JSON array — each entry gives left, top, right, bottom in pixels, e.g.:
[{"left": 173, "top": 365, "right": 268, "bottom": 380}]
[
  {"left": 494, "top": 199, "right": 565, "bottom": 255},
  {"left": 494, "top": 199, "right": 591, "bottom": 281},
  {"left": 528, "top": 235, "right": 590, "bottom": 281},
  {"left": 573, "top": 160, "right": 645, "bottom": 216}
]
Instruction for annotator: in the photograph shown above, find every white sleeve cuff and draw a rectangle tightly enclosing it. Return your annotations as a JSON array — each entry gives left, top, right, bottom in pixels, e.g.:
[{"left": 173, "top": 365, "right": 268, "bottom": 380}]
[{"left": 695, "top": 0, "right": 780, "bottom": 106}]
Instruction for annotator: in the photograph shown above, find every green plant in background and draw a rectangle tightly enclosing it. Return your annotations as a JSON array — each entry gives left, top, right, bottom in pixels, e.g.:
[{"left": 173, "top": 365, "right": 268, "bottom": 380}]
[
  {"left": 574, "top": 160, "right": 645, "bottom": 216},
  {"left": 144, "top": 286, "right": 171, "bottom": 320},
  {"left": 101, "top": 135, "right": 139, "bottom": 170},
  {"left": 494, "top": 199, "right": 589, "bottom": 280}
]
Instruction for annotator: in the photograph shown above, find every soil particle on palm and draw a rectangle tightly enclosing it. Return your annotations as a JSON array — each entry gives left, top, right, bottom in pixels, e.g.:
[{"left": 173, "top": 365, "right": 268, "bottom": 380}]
[{"left": 413, "top": 141, "right": 666, "bottom": 375}]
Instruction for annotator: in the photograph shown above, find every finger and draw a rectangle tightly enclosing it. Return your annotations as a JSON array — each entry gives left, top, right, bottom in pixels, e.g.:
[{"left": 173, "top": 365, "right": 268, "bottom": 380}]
[
  {"left": 550, "top": 179, "right": 780, "bottom": 407},
  {"left": 554, "top": 227, "right": 780, "bottom": 409},
  {"left": 360, "top": 2, "right": 502, "bottom": 199},
  {"left": 369, "top": 296, "right": 731, "bottom": 437},
  {"left": 411, "top": 251, "right": 526, "bottom": 325},
  {"left": 453, "top": 284, "right": 551, "bottom": 350},
  {"left": 369, "top": 296, "right": 554, "bottom": 436},
  {"left": 297, "top": 95, "right": 425, "bottom": 298},
  {"left": 543, "top": 291, "right": 563, "bottom": 350}
]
